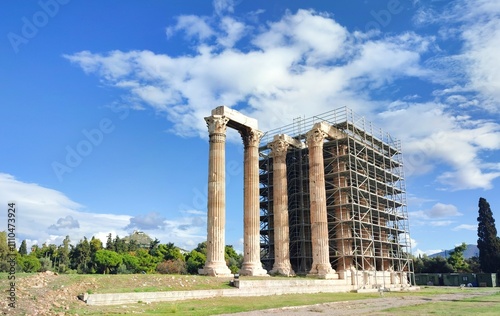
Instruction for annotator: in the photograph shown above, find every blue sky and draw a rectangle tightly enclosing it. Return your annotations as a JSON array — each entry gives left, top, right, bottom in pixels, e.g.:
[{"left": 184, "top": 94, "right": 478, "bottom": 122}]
[{"left": 1, "top": 0, "right": 499, "bottom": 256}]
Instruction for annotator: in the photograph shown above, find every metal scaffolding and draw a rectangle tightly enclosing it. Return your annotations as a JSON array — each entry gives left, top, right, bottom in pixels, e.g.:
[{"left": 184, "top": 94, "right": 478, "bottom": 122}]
[{"left": 259, "top": 107, "right": 414, "bottom": 285}]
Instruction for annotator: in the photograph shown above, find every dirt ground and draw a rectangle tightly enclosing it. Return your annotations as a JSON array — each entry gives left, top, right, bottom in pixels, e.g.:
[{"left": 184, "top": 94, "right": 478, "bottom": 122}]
[
  {"left": 0, "top": 271, "right": 92, "bottom": 316},
  {"left": 222, "top": 290, "right": 494, "bottom": 316}
]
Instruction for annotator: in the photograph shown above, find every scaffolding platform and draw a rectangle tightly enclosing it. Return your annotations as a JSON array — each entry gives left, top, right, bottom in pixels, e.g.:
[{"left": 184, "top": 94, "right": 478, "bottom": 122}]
[{"left": 259, "top": 107, "right": 414, "bottom": 287}]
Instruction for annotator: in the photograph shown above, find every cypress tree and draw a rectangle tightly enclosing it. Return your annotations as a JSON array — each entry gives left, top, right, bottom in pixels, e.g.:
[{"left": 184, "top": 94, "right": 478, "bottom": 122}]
[
  {"left": 477, "top": 197, "right": 500, "bottom": 273},
  {"left": 18, "top": 240, "right": 28, "bottom": 256}
]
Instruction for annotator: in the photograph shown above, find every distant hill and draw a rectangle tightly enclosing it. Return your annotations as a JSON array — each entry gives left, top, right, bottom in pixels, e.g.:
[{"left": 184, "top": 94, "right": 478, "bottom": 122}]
[
  {"left": 122, "top": 230, "right": 153, "bottom": 249},
  {"left": 429, "top": 244, "right": 479, "bottom": 259}
]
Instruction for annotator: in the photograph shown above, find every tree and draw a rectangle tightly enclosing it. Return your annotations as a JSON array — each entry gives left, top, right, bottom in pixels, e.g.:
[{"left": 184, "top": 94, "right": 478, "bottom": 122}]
[
  {"left": 412, "top": 255, "right": 425, "bottom": 273},
  {"left": 153, "top": 243, "right": 184, "bottom": 262},
  {"left": 18, "top": 240, "right": 28, "bottom": 256},
  {"left": 0, "top": 231, "right": 9, "bottom": 260},
  {"left": 94, "top": 249, "right": 122, "bottom": 274},
  {"left": 447, "top": 242, "right": 470, "bottom": 272},
  {"left": 128, "top": 239, "right": 138, "bottom": 252},
  {"left": 106, "top": 233, "right": 114, "bottom": 250},
  {"left": 148, "top": 238, "right": 160, "bottom": 255},
  {"left": 38, "top": 243, "right": 57, "bottom": 261},
  {"left": 39, "top": 257, "right": 52, "bottom": 272},
  {"left": 30, "top": 245, "right": 40, "bottom": 257},
  {"left": 135, "top": 248, "right": 158, "bottom": 273},
  {"left": 195, "top": 242, "right": 207, "bottom": 256},
  {"left": 89, "top": 236, "right": 103, "bottom": 273},
  {"left": 89, "top": 237, "right": 103, "bottom": 255},
  {"left": 186, "top": 250, "right": 206, "bottom": 274},
  {"left": 0, "top": 231, "right": 9, "bottom": 272},
  {"left": 225, "top": 245, "right": 243, "bottom": 274},
  {"left": 19, "top": 254, "right": 41, "bottom": 272},
  {"left": 70, "top": 237, "right": 91, "bottom": 273},
  {"left": 420, "top": 256, "right": 454, "bottom": 273},
  {"left": 465, "top": 256, "right": 482, "bottom": 273},
  {"left": 477, "top": 197, "right": 500, "bottom": 273},
  {"left": 55, "top": 236, "right": 71, "bottom": 273},
  {"left": 156, "top": 259, "right": 187, "bottom": 274},
  {"left": 121, "top": 253, "right": 140, "bottom": 273},
  {"left": 114, "top": 236, "right": 127, "bottom": 253}
]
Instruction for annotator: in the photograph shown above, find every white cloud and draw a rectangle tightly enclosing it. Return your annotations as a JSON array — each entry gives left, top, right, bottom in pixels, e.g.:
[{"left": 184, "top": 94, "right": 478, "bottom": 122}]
[
  {"left": 459, "top": 1, "right": 500, "bottom": 112},
  {"left": 415, "top": 0, "right": 500, "bottom": 113},
  {"left": 378, "top": 103, "right": 500, "bottom": 189},
  {"left": 0, "top": 173, "right": 130, "bottom": 247},
  {"left": 429, "top": 220, "right": 455, "bottom": 227},
  {"left": 126, "top": 212, "right": 166, "bottom": 230},
  {"left": 427, "top": 203, "right": 462, "bottom": 218},
  {"left": 48, "top": 215, "right": 80, "bottom": 230},
  {"left": 64, "top": 6, "right": 500, "bottom": 191},
  {"left": 413, "top": 248, "right": 444, "bottom": 257},
  {"left": 252, "top": 9, "right": 350, "bottom": 65},
  {"left": 65, "top": 10, "right": 432, "bottom": 136},
  {"left": 213, "top": 0, "right": 235, "bottom": 16},
  {"left": 217, "top": 17, "right": 246, "bottom": 48},
  {"left": 166, "top": 15, "right": 215, "bottom": 41},
  {"left": 452, "top": 224, "right": 477, "bottom": 231},
  {"left": 0, "top": 173, "right": 208, "bottom": 250},
  {"left": 409, "top": 203, "right": 462, "bottom": 225}
]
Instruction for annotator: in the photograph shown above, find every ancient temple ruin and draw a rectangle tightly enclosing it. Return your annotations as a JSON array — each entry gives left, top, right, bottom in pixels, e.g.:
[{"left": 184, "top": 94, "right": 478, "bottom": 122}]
[
  {"left": 199, "top": 106, "right": 267, "bottom": 277},
  {"left": 201, "top": 106, "right": 414, "bottom": 288}
]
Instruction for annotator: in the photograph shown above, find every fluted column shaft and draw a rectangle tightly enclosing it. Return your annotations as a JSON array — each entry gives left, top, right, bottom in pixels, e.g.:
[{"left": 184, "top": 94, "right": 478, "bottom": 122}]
[
  {"left": 239, "top": 128, "right": 268, "bottom": 276},
  {"left": 335, "top": 206, "right": 353, "bottom": 272},
  {"left": 200, "top": 115, "right": 232, "bottom": 277},
  {"left": 307, "top": 127, "right": 335, "bottom": 277},
  {"left": 269, "top": 137, "right": 295, "bottom": 276}
]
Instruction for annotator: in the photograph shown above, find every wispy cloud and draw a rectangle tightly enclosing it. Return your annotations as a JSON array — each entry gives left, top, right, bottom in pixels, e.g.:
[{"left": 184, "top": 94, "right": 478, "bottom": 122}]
[{"left": 453, "top": 224, "right": 477, "bottom": 231}]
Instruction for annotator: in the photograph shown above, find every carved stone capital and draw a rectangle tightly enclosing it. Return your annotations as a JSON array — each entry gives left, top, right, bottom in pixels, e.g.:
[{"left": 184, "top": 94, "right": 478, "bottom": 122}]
[
  {"left": 268, "top": 138, "right": 289, "bottom": 161},
  {"left": 240, "top": 129, "right": 263, "bottom": 148},
  {"left": 205, "top": 115, "right": 229, "bottom": 135},
  {"left": 306, "top": 128, "right": 326, "bottom": 146}
]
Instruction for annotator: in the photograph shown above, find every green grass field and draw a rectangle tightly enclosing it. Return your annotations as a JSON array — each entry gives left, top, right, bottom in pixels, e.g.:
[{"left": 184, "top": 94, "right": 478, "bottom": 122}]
[{"left": 75, "top": 291, "right": 379, "bottom": 315}]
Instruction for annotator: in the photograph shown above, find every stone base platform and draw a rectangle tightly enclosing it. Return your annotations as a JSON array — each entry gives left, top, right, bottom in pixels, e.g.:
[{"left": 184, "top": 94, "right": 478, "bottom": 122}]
[{"left": 84, "top": 278, "right": 418, "bottom": 306}]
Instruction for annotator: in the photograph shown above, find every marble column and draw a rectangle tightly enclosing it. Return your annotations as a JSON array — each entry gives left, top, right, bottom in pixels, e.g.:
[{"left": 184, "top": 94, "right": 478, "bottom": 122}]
[
  {"left": 307, "top": 126, "right": 337, "bottom": 278},
  {"left": 334, "top": 156, "right": 353, "bottom": 274},
  {"left": 199, "top": 115, "right": 232, "bottom": 277},
  {"left": 239, "top": 128, "right": 268, "bottom": 276},
  {"left": 269, "top": 136, "right": 295, "bottom": 276},
  {"left": 380, "top": 219, "right": 391, "bottom": 270},
  {"left": 336, "top": 206, "right": 353, "bottom": 274}
]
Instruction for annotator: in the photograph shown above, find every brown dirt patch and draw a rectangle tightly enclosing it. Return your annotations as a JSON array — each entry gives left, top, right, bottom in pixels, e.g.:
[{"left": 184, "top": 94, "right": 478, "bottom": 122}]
[{"left": 0, "top": 271, "right": 93, "bottom": 315}]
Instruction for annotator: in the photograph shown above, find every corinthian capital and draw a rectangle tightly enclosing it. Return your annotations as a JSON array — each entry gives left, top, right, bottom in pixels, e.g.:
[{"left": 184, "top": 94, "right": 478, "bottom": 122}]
[
  {"left": 240, "top": 128, "right": 263, "bottom": 148},
  {"left": 268, "top": 138, "right": 289, "bottom": 160},
  {"left": 306, "top": 128, "right": 327, "bottom": 146},
  {"left": 205, "top": 115, "right": 230, "bottom": 135}
]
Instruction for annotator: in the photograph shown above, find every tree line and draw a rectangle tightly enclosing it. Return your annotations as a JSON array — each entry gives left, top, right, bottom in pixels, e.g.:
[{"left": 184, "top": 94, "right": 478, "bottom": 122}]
[
  {"left": 0, "top": 197, "right": 498, "bottom": 275},
  {"left": 0, "top": 232, "right": 243, "bottom": 275},
  {"left": 413, "top": 242, "right": 480, "bottom": 273}
]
